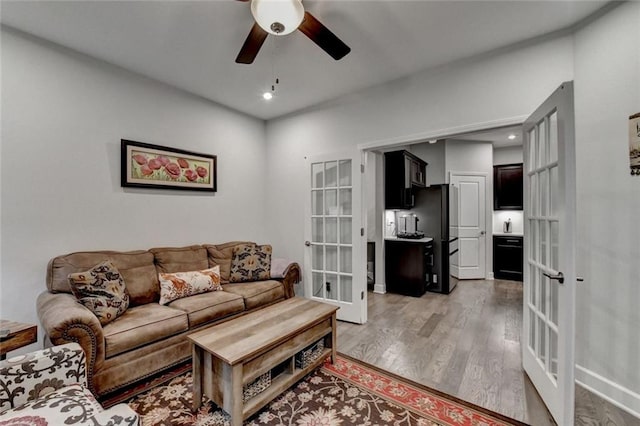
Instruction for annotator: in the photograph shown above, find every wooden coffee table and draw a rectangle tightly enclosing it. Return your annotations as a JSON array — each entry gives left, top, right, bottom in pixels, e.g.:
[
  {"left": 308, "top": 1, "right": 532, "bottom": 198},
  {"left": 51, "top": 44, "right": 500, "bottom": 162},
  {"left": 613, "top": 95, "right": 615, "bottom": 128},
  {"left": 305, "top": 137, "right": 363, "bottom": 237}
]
[{"left": 188, "top": 297, "right": 338, "bottom": 426}]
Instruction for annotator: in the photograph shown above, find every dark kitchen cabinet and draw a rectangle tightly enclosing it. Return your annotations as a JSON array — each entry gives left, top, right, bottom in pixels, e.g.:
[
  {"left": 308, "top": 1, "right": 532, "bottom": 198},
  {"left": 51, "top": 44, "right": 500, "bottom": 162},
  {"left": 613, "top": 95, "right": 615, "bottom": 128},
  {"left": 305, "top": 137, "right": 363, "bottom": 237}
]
[
  {"left": 493, "top": 235, "right": 523, "bottom": 281},
  {"left": 385, "top": 150, "right": 428, "bottom": 209},
  {"left": 494, "top": 163, "right": 523, "bottom": 210},
  {"left": 385, "top": 239, "right": 433, "bottom": 297}
]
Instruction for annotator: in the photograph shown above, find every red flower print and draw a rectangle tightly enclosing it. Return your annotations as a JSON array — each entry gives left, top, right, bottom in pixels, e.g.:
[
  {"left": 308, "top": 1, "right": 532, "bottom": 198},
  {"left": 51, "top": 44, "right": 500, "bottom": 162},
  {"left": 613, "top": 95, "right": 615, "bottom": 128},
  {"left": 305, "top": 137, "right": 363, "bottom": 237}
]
[
  {"left": 148, "top": 158, "right": 162, "bottom": 170},
  {"left": 141, "top": 165, "right": 153, "bottom": 176},
  {"left": 196, "top": 166, "right": 208, "bottom": 178},
  {"left": 177, "top": 158, "right": 189, "bottom": 168},
  {"left": 165, "top": 163, "right": 181, "bottom": 179},
  {"left": 133, "top": 154, "right": 147, "bottom": 165},
  {"left": 184, "top": 169, "right": 198, "bottom": 181},
  {"left": 157, "top": 155, "right": 170, "bottom": 166}
]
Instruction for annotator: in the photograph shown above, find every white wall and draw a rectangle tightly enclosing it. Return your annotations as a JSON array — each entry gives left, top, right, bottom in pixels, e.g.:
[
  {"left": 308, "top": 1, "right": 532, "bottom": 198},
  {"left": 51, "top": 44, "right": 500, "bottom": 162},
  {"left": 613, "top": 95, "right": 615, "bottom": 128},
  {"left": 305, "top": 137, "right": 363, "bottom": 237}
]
[
  {"left": 0, "top": 28, "right": 269, "bottom": 352},
  {"left": 493, "top": 146, "right": 524, "bottom": 165},
  {"left": 265, "top": 35, "right": 574, "bottom": 265},
  {"left": 409, "top": 141, "right": 446, "bottom": 185},
  {"left": 573, "top": 2, "right": 640, "bottom": 415}
]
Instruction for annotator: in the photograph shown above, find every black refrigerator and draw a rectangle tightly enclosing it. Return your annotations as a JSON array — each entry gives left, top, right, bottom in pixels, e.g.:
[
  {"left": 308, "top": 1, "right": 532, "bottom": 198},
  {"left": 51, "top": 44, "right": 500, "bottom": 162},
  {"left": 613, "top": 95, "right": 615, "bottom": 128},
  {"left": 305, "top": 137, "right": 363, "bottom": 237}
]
[{"left": 413, "top": 184, "right": 458, "bottom": 294}]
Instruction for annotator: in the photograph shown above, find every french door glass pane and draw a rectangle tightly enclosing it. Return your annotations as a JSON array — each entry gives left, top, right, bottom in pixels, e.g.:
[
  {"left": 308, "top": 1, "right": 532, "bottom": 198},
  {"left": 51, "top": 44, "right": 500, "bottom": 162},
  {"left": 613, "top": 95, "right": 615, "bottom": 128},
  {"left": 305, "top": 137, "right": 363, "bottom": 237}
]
[
  {"left": 528, "top": 128, "right": 537, "bottom": 172},
  {"left": 325, "top": 218, "right": 337, "bottom": 244},
  {"left": 338, "top": 160, "right": 352, "bottom": 186},
  {"left": 339, "top": 189, "right": 352, "bottom": 215},
  {"left": 312, "top": 190, "right": 323, "bottom": 215},
  {"left": 340, "top": 275, "right": 353, "bottom": 302},
  {"left": 530, "top": 264, "right": 537, "bottom": 306},
  {"left": 549, "top": 111, "right": 558, "bottom": 163},
  {"left": 529, "top": 307, "right": 536, "bottom": 351},
  {"left": 540, "top": 220, "right": 547, "bottom": 266},
  {"left": 549, "top": 166, "right": 559, "bottom": 217},
  {"left": 312, "top": 245, "right": 323, "bottom": 270},
  {"left": 326, "top": 274, "right": 338, "bottom": 300},
  {"left": 550, "top": 278, "right": 559, "bottom": 327},
  {"left": 530, "top": 175, "right": 537, "bottom": 216},
  {"left": 530, "top": 219, "right": 537, "bottom": 262},
  {"left": 537, "top": 316, "right": 547, "bottom": 363},
  {"left": 311, "top": 163, "right": 323, "bottom": 189},
  {"left": 312, "top": 272, "right": 323, "bottom": 298},
  {"left": 550, "top": 221, "right": 559, "bottom": 270},
  {"left": 540, "top": 274, "right": 548, "bottom": 315},
  {"left": 325, "top": 190, "right": 337, "bottom": 215},
  {"left": 340, "top": 246, "right": 352, "bottom": 273},
  {"left": 539, "top": 170, "right": 548, "bottom": 216},
  {"left": 325, "top": 161, "right": 337, "bottom": 188},
  {"left": 538, "top": 120, "right": 547, "bottom": 168},
  {"left": 340, "top": 218, "right": 352, "bottom": 244},
  {"left": 326, "top": 246, "right": 337, "bottom": 272},
  {"left": 549, "top": 327, "right": 559, "bottom": 383},
  {"left": 312, "top": 218, "right": 323, "bottom": 243}
]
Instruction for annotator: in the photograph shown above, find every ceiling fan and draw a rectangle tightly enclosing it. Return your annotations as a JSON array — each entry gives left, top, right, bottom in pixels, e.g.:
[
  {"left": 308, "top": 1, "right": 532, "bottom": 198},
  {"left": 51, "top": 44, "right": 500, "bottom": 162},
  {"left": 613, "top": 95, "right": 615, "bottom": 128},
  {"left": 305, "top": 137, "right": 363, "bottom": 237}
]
[{"left": 235, "top": 0, "right": 351, "bottom": 64}]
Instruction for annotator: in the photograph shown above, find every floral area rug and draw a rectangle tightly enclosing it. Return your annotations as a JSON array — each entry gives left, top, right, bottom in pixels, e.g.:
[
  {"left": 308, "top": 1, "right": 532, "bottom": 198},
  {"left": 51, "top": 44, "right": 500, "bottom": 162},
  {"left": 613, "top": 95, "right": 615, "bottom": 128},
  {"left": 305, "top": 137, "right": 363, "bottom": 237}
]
[{"left": 123, "top": 355, "right": 525, "bottom": 426}]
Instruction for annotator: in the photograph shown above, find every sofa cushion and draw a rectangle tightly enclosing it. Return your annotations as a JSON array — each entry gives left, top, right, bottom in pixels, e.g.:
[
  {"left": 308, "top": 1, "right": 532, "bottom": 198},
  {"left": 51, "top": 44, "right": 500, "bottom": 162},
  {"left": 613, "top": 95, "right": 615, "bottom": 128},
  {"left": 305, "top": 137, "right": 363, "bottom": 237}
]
[
  {"left": 158, "top": 266, "right": 222, "bottom": 305},
  {"left": 168, "top": 290, "right": 245, "bottom": 328},
  {"left": 221, "top": 280, "right": 284, "bottom": 310},
  {"left": 205, "top": 241, "right": 255, "bottom": 283},
  {"left": 47, "top": 250, "right": 158, "bottom": 306},
  {"left": 103, "top": 304, "right": 188, "bottom": 358},
  {"left": 150, "top": 245, "right": 208, "bottom": 274},
  {"left": 229, "top": 244, "right": 272, "bottom": 283},
  {"left": 68, "top": 261, "right": 130, "bottom": 325}
]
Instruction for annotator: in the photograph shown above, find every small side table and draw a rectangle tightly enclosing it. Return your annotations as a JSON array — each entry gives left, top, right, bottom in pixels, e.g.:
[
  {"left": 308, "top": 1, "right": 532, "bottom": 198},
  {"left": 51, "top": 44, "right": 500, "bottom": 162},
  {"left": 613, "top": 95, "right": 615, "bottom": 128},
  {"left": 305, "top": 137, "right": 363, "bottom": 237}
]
[{"left": 0, "top": 320, "right": 37, "bottom": 360}]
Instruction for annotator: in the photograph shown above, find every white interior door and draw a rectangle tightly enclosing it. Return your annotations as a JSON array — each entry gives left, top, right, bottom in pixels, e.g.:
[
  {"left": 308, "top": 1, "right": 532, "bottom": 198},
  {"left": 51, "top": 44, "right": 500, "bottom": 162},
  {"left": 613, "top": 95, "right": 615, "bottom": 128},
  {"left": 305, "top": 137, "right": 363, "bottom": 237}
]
[
  {"left": 304, "top": 151, "right": 366, "bottom": 324},
  {"left": 449, "top": 173, "right": 486, "bottom": 279},
  {"left": 522, "top": 81, "right": 576, "bottom": 426}
]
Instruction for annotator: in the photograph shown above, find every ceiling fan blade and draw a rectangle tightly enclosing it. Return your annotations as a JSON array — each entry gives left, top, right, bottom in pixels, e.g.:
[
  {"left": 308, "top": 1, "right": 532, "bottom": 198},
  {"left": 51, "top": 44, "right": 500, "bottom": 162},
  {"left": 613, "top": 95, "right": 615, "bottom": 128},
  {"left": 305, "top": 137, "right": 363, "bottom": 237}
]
[
  {"left": 298, "top": 12, "right": 350, "bottom": 60},
  {"left": 236, "top": 23, "right": 268, "bottom": 64}
]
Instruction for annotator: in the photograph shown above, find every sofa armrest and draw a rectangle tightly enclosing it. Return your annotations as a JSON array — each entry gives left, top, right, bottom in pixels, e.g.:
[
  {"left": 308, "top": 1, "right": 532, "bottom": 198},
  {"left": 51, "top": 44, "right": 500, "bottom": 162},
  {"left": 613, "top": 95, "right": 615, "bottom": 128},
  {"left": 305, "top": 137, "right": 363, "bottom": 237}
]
[
  {"left": 36, "top": 292, "right": 105, "bottom": 394},
  {"left": 0, "top": 343, "right": 86, "bottom": 411},
  {"left": 280, "top": 262, "right": 301, "bottom": 299}
]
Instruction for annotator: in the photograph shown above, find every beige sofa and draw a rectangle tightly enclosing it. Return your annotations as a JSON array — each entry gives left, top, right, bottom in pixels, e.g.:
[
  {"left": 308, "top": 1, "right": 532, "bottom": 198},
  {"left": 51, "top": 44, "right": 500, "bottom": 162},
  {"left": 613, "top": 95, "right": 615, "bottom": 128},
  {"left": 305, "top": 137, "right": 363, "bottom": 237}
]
[{"left": 36, "top": 242, "right": 300, "bottom": 398}]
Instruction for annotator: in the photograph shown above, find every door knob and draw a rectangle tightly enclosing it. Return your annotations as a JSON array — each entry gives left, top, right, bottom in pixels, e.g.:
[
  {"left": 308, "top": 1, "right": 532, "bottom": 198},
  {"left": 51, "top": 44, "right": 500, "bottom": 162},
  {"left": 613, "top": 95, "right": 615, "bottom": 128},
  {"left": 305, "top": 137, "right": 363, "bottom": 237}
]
[
  {"left": 543, "top": 271, "right": 564, "bottom": 284},
  {"left": 480, "top": 231, "right": 486, "bottom": 235},
  {"left": 305, "top": 241, "right": 311, "bottom": 247}
]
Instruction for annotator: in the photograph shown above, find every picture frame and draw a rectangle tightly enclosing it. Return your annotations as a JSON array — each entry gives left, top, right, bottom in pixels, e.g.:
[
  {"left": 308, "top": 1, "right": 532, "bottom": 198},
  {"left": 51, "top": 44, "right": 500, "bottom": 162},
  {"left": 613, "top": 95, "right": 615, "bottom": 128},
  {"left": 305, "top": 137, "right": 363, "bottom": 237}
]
[{"left": 121, "top": 139, "right": 217, "bottom": 192}]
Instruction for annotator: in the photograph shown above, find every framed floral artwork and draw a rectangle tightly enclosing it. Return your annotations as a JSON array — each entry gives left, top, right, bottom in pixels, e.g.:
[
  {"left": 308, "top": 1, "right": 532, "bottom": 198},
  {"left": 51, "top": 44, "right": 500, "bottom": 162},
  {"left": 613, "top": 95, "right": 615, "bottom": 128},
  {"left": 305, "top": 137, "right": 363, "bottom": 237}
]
[{"left": 121, "top": 140, "right": 217, "bottom": 192}]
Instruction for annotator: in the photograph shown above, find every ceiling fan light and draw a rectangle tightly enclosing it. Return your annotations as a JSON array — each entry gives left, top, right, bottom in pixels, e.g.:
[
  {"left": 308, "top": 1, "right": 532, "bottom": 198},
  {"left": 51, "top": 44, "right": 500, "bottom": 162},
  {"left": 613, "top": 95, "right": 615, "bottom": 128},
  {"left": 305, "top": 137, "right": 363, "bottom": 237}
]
[{"left": 251, "top": 0, "right": 304, "bottom": 36}]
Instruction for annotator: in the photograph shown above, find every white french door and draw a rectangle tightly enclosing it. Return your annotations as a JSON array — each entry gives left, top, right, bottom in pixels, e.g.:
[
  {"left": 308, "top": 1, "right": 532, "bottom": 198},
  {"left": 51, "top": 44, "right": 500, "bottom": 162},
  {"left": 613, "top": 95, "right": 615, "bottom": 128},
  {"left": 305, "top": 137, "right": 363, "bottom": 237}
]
[
  {"left": 304, "top": 151, "right": 366, "bottom": 324},
  {"left": 522, "top": 82, "right": 576, "bottom": 425},
  {"left": 449, "top": 173, "right": 486, "bottom": 279}
]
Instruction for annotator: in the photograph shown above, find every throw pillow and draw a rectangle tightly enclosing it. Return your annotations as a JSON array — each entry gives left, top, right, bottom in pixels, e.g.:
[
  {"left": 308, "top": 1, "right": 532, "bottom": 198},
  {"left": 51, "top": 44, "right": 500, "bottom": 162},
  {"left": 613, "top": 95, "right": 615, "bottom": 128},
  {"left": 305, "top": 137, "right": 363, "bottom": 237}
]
[
  {"left": 229, "top": 244, "right": 272, "bottom": 283},
  {"left": 68, "top": 261, "right": 130, "bottom": 326},
  {"left": 158, "top": 265, "right": 222, "bottom": 305}
]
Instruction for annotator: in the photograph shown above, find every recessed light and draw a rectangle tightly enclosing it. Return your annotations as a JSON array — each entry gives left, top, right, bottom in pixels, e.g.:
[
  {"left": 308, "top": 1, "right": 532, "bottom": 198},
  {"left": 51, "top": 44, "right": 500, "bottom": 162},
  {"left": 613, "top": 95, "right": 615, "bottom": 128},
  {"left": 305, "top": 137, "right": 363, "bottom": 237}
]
[
  {"left": 428, "top": 140, "right": 437, "bottom": 144},
  {"left": 508, "top": 134, "right": 517, "bottom": 140},
  {"left": 263, "top": 92, "right": 273, "bottom": 100}
]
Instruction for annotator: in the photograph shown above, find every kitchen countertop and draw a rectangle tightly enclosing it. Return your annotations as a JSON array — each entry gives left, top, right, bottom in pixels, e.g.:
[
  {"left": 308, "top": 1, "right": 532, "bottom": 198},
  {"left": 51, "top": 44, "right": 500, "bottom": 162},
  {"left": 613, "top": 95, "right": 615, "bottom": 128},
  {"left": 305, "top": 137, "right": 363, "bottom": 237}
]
[
  {"left": 493, "top": 233, "right": 524, "bottom": 237},
  {"left": 385, "top": 236, "right": 433, "bottom": 243}
]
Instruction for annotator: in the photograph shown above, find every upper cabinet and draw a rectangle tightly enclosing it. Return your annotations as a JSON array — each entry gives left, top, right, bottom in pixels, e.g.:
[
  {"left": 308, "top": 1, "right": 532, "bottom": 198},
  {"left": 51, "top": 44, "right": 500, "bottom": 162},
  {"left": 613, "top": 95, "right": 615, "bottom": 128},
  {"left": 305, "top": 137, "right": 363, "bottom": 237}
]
[
  {"left": 493, "top": 163, "right": 523, "bottom": 210},
  {"left": 385, "top": 150, "right": 428, "bottom": 209}
]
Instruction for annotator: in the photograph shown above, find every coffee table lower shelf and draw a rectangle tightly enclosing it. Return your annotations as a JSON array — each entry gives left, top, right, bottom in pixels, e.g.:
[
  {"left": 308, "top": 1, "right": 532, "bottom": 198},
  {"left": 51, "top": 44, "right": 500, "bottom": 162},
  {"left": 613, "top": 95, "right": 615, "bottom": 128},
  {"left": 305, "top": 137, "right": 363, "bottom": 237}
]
[{"left": 243, "top": 347, "right": 331, "bottom": 418}]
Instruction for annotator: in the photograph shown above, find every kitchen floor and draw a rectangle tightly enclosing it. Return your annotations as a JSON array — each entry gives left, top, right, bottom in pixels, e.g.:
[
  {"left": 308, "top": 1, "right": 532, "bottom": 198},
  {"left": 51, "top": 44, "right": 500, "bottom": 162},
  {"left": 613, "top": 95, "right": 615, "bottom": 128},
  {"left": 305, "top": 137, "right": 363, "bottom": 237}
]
[{"left": 337, "top": 280, "right": 638, "bottom": 426}]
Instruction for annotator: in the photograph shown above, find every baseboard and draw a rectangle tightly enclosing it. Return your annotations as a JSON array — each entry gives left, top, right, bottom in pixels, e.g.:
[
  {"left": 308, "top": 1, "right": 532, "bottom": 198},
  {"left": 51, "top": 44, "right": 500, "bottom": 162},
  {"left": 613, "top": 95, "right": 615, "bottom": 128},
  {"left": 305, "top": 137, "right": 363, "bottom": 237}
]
[
  {"left": 576, "top": 364, "right": 640, "bottom": 419},
  {"left": 487, "top": 272, "right": 495, "bottom": 280},
  {"left": 373, "top": 283, "right": 386, "bottom": 294}
]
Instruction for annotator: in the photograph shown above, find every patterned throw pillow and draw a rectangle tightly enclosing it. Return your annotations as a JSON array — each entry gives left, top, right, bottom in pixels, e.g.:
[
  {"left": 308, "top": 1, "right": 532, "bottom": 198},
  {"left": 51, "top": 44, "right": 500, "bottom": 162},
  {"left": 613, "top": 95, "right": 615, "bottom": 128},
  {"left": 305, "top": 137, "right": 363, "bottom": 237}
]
[
  {"left": 229, "top": 244, "right": 272, "bottom": 283},
  {"left": 68, "top": 261, "right": 130, "bottom": 326},
  {"left": 158, "top": 265, "right": 222, "bottom": 305}
]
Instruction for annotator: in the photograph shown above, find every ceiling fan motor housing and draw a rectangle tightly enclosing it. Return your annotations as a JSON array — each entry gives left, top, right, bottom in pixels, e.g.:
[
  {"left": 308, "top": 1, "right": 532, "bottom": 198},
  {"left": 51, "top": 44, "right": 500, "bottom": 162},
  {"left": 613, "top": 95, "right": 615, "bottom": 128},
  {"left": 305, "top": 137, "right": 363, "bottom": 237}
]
[{"left": 251, "top": 0, "right": 304, "bottom": 36}]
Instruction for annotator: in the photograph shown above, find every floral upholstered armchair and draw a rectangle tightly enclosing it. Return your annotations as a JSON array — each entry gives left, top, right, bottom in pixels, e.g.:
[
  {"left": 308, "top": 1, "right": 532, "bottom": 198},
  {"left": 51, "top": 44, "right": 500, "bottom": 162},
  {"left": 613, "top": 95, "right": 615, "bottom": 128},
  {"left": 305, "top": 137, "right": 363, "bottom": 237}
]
[{"left": 0, "top": 343, "right": 138, "bottom": 425}]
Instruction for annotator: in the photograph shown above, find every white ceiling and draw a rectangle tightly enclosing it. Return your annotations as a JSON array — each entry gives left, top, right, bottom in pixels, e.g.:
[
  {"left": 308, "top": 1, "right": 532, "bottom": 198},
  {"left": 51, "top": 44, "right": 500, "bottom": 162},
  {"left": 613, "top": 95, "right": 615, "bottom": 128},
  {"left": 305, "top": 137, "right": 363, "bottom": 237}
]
[
  {"left": 453, "top": 124, "right": 523, "bottom": 148},
  {"left": 1, "top": 1, "right": 609, "bottom": 120}
]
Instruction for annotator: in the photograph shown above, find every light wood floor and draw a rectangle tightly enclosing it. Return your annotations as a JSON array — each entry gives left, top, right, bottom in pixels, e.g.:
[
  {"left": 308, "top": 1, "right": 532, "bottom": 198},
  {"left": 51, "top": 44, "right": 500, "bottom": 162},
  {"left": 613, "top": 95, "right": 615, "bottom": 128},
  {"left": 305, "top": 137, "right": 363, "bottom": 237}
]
[{"left": 337, "top": 280, "right": 638, "bottom": 426}]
